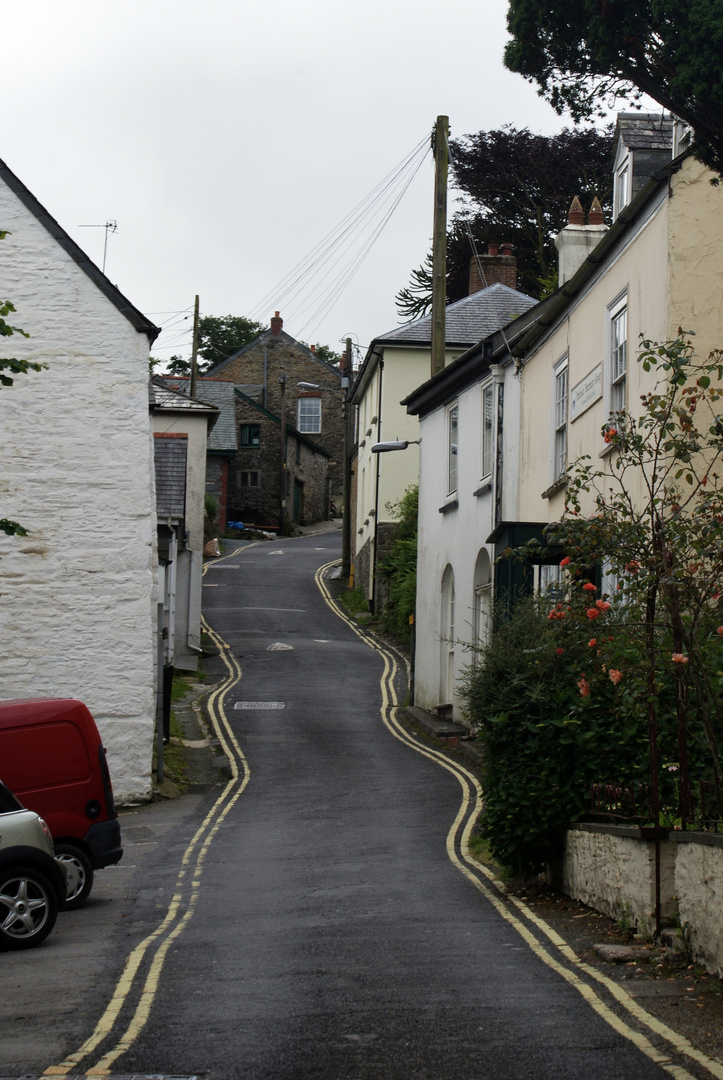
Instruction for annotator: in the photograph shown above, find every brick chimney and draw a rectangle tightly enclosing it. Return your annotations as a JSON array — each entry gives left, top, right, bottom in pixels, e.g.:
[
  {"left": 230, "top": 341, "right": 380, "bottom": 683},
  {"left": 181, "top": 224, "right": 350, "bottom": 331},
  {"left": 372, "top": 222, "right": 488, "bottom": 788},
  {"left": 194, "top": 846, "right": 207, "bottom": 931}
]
[
  {"left": 554, "top": 197, "right": 608, "bottom": 285},
  {"left": 270, "top": 311, "right": 283, "bottom": 335},
  {"left": 469, "top": 243, "right": 517, "bottom": 295}
]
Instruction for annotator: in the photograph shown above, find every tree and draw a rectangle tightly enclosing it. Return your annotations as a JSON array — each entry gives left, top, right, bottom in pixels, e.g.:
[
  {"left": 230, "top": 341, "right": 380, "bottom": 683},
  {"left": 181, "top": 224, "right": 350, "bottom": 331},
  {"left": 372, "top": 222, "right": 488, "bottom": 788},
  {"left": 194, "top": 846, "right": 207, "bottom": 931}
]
[
  {"left": 300, "top": 342, "right": 342, "bottom": 366},
  {"left": 1, "top": 230, "right": 45, "bottom": 536},
  {"left": 161, "top": 315, "right": 268, "bottom": 377},
  {"left": 396, "top": 125, "right": 613, "bottom": 318},
  {"left": 504, "top": 0, "right": 723, "bottom": 177}
]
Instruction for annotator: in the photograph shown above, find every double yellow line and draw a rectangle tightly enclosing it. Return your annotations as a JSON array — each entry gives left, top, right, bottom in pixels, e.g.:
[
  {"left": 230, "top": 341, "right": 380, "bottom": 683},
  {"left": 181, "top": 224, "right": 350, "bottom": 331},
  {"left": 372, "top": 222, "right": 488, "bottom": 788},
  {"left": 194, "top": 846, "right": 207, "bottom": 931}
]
[
  {"left": 316, "top": 559, "right": 723, "bottom": 1080},
  {"left": 44, "top": 547, "right": 253, "bottom": 1078}
]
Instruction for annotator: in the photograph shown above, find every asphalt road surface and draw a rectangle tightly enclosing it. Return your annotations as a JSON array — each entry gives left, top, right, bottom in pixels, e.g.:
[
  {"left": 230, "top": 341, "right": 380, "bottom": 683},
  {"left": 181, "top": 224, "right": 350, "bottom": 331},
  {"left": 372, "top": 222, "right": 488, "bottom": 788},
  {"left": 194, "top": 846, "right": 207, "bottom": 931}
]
[{"left": 18, "top": 533, "right": 710, "bottom": 1080}]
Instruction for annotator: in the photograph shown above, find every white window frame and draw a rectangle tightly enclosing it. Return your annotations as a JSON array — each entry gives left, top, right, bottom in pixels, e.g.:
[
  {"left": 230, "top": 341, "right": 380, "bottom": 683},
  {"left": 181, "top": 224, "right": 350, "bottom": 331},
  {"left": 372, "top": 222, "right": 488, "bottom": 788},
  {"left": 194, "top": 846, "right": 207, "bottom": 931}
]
[
  {"left": 553, "top": 355, "right": 568, "bottom": 480},
  {"left": 447, "top": 402, "right": 459, "bottom": 496},
  {"left": 297, "top": 396, "right": 321, "bottom": 434},
  {"left": 609, "top": 297, "right": 628, "bottom": 417},
  {"left": 481, "top": 380, "right": 494, "bottom": 482},
  {"left": 614, "top": 158, "right": 631, "bottom": 219}
]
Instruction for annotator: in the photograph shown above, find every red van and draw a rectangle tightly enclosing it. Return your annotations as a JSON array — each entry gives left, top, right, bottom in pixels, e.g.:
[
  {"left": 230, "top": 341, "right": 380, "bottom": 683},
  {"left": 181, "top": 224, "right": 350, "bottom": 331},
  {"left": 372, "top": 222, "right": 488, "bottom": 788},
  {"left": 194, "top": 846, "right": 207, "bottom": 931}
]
[{"left": 0, "top": 698, "right": 123, "bottom": 908}]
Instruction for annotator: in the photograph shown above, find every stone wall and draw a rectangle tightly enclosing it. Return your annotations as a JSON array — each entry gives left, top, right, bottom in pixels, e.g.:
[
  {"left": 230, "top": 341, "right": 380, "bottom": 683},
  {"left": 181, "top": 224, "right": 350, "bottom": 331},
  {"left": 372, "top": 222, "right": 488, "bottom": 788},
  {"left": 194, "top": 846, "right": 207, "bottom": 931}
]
[
  {"left": 0, "top": 182, "right": 157, "bottom": 802},
  {"left": 673, "top": 832, "right": 723, "bottom": 976},
  {"left": 550, "top": 825, "right": 677, "bottom": 936},
  {"left": 227, "top": 394, "right": 329, "bottom": 529},
  {"left": 552, "top": 824, "right": 723, "bottom": 974}
]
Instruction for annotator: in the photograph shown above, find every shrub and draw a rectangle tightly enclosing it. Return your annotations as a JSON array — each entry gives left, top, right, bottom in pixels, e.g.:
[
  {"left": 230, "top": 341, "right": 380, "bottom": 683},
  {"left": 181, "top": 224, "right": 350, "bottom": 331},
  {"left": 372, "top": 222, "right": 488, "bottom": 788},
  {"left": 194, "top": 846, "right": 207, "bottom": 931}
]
[
  {"left": 378, "top": 486, "right": 418, "bottom": 639},
  {"left": 460, "top": 596, "right": 650, "bottom": 874}
]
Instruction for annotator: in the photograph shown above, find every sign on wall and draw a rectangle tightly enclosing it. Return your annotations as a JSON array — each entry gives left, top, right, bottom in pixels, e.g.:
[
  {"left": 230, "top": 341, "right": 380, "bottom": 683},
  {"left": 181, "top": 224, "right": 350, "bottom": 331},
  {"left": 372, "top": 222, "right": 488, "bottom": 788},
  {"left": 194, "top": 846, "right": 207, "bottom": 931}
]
[{"left": 570, "top": 364, "right": 602, "bottom": 421}]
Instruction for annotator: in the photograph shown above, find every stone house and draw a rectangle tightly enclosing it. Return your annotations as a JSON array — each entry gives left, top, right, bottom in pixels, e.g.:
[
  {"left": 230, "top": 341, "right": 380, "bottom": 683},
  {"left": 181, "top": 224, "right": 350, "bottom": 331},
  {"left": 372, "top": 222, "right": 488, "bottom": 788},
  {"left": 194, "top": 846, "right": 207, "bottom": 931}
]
[
  {"left": 350, "top": 249, "right": 535, "bottom": 612},
  {"left": 230, "top": 386, "right": 331, "bottom": 528},
  {"left": 205, "top": 313, "right": 344, "bottom": 530},
  {"left": 0, "top": 156, "right": 160, "bottom": 802}
]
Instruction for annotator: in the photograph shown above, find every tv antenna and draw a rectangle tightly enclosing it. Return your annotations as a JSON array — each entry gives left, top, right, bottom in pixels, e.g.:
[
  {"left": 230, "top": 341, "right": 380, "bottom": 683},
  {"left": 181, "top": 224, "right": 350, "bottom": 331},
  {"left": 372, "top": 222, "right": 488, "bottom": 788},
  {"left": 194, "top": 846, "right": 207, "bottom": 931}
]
[{"left": 78, "top": 219, "right": 118, "bottom": 274}]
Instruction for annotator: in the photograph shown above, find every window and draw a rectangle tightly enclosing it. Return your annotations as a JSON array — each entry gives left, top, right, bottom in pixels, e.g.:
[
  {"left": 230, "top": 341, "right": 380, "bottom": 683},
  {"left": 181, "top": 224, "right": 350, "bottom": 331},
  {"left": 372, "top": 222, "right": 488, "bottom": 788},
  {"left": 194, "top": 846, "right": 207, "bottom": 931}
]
[
  {"left": 447, "top": 403, "right": 459, "bottom": 495},
  {"left": 297, "top": 397, "right": 321, "bottom": 433},
  {"left": 614, "top": 160, "right": 630, "bottom": 219},
  {"left": 610, "top": 302, "right": 628, "bottom": 414},
  {"left": 554, "top": 357, "right": 568, "bottom": 479},
  {"left": 240, "top": 471, "right": 259, "bottom": 488},
  {"left": 481, "top": 382, "right": 494, "bottom": 480},
  {"left": 239, "top": 424, "right": 260, "bottom": 447}
]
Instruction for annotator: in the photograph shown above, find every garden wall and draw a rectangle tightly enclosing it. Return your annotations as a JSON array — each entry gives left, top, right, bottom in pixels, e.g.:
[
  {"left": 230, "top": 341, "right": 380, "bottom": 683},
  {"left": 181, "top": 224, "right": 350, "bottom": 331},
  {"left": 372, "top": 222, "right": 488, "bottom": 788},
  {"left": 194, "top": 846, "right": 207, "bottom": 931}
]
[{"left": 549, "top": 824, "right": 723, "bottom": 974}]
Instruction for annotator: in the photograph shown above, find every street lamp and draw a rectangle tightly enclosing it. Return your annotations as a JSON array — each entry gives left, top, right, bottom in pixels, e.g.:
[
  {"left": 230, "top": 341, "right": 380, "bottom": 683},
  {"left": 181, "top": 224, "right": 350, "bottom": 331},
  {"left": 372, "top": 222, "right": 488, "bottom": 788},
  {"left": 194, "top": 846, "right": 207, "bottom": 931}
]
[{"left": 371, "top": 439, "right": 420, "bottom": 453}]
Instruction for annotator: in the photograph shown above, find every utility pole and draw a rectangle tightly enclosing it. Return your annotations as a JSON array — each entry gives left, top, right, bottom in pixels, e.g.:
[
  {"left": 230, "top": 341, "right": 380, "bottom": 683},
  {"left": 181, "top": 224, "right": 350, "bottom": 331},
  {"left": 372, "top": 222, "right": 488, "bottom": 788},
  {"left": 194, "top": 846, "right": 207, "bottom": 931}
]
[
  {"left": 279, "top": 373, "right": 287, "bottom": 535},
  {"left": 341, "top": 337, "right": 353, "bottom": 584},
  {"left": 190, "top": 295, "right": 200, "bottom": 398},
  {"left": 431, "top": 115, "right": 449, "bottom": 378}
]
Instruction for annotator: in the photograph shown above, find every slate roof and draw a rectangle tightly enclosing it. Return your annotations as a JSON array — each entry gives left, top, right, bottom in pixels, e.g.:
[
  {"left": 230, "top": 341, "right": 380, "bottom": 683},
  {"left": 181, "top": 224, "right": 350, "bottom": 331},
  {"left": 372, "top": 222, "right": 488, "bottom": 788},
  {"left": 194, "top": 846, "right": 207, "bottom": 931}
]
[
  {"left": 616, "top": 112, "right": 675, "bottom": 153},
  {"left": 149, "top": 376, "right": 219, "bottom": 432},
  {"left": 162, "top": 377, "right": 236, "bottom": 452},
  {"left": 154, "top": 435, "right": 187, "bottom": 518},
  {"left": 372, "top": 282, "right": 536, "bottom": 348},
  {"left": 0, "top": 158, "right": 160, "bottom": 342}
]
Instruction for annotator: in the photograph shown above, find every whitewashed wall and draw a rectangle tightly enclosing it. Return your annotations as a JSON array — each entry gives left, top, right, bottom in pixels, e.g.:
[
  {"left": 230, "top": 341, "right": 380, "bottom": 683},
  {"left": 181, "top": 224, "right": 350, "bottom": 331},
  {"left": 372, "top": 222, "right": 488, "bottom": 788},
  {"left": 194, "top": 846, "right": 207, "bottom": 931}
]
[
  {"left": 0, "top": 182, "right": 157, "bottom": 801},
  {"left": 414, "top": 362, "right": 520, "bottom": 721}
]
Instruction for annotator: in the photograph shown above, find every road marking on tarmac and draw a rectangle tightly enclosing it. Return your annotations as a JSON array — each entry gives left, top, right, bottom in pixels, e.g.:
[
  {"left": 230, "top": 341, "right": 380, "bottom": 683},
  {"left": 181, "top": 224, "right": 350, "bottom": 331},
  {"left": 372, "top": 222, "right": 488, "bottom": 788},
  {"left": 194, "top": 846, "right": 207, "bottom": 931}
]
[
  {"left": 43, "top": 544, "right": 257, "bottom": 1079},
  {"left": 315, "top": 558, "right": 723, "bottom": 1080}
]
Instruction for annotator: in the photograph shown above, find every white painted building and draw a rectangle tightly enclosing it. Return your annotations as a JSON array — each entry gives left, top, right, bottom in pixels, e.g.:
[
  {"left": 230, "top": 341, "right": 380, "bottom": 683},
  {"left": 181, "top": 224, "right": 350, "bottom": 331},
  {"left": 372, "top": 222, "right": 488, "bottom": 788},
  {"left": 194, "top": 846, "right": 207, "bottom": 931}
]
[
  {"left": 351, "top": 253, "right": 534, "bottom": 612},
  {"left": 0, "top": 158, "right": 160, "bottom": 802},
  {"left": 405, "top": 314, "right": 536, "bottom": 722}
]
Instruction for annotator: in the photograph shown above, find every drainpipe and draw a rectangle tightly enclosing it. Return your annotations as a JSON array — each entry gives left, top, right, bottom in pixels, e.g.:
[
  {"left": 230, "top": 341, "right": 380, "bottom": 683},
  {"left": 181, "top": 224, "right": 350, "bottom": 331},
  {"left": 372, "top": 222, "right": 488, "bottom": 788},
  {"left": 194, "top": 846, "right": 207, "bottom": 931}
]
[
  {"left": 370, "top": 356, "right": 384, "bottom": 614},
  {"left": 490, "top": 363, "right": 505, "bottom": 529}
]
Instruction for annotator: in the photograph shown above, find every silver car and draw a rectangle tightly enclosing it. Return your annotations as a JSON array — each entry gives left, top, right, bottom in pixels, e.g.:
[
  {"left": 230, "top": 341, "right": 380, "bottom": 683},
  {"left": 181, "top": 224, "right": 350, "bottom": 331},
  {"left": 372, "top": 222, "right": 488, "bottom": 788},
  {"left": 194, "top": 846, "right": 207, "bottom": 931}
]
[{"left": 0, "top": 780, "right": 67, "bottom": 949}]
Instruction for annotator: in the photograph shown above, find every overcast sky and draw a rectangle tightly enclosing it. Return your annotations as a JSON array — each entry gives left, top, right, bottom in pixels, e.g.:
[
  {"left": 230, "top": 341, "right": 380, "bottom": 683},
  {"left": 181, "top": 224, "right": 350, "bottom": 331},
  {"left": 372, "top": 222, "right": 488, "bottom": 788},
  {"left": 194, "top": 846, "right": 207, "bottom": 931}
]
[{"left": 3, "top": 1, "right": 591, "bottom": 364}]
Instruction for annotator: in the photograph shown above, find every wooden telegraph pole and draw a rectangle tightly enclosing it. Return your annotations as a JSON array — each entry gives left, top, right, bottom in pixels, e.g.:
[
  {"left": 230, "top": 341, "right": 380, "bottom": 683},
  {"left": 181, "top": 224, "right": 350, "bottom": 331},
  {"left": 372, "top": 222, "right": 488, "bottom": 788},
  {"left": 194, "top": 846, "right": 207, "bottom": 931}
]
[
  {"left": 190, "top": 294, "right": 200, "bottom": 398},
  {"left": 431, "top": 115, "right": 449, "bottom": 378},
  {"left": 341, "top": 337, "right": 352, "bottom": 584}
]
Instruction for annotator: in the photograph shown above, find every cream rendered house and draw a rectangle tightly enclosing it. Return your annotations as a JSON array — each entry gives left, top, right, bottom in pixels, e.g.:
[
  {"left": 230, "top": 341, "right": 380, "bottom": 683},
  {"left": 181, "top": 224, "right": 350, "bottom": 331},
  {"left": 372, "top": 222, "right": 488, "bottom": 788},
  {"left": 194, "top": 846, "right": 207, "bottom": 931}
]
[
  {"left": 516, "top": 116, "right": 723, "bottom": 552},
  {"left": 351, "top": 250, "right": 532, "bottom": 612},
  {"left": 404, "top": 113, "right": 723, "bottom": 725}
]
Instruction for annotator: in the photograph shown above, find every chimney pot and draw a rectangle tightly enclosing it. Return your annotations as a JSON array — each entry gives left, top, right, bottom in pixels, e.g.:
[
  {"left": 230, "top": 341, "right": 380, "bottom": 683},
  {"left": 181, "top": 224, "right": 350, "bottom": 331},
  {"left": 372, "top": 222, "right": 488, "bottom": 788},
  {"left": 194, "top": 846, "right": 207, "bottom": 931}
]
[
  {"left": 568, "top": 196, "right": 585, "bottom": 226},
  {"left": 487, "top": 242, "right": 499, "bottom": 256},
  {"left": 500, "top": 242, "right": 514, "bottom": 257},
  {"left": 587, "top": 197, "right": 605, "bottom": 226}
]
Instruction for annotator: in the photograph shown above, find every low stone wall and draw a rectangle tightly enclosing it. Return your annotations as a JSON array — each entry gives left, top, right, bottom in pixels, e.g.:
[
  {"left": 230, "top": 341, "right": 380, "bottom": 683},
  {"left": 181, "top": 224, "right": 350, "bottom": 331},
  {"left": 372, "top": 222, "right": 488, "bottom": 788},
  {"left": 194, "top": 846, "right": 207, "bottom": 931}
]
[
  {"left": 549, "top": 824, "right": 677, "bottom": 937},
  {"left": 550, "top": 824, "right": 723, "bottom": 973},
  {"left": 673, "top": 831, "right": 723, "bottom": 977}
]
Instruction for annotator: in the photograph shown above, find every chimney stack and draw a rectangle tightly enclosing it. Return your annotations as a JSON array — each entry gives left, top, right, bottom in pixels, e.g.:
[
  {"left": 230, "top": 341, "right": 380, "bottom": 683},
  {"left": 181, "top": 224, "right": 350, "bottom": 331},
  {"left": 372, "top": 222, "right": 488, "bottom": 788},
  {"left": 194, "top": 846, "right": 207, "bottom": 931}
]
[
  {"left": 469, "top": 243, "right": 517, "bottom": 295},
  {"left": 270, "top": 311, "right": 283, "bottom": 335},
  {"left": 554, "top": 198, "right": 608, "bottom": 285}
]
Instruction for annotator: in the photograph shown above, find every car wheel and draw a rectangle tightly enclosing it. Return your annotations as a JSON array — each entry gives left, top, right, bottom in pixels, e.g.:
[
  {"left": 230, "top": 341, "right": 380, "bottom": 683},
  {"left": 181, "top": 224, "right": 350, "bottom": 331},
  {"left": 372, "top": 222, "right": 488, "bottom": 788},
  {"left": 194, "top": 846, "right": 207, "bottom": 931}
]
[
  {"left": 0, "top": 865, "right": 58, "bottom": 949},
  {"left": 54, "top": 843, "right": 94, "bottom": 909}
]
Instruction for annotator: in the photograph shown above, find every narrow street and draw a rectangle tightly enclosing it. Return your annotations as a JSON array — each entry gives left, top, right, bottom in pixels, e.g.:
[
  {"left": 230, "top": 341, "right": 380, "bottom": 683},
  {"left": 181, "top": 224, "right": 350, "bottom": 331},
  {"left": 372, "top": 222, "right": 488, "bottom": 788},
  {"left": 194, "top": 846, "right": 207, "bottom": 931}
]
[{"left": 3, "top": 533, "right": 720, "bottom": 1080}]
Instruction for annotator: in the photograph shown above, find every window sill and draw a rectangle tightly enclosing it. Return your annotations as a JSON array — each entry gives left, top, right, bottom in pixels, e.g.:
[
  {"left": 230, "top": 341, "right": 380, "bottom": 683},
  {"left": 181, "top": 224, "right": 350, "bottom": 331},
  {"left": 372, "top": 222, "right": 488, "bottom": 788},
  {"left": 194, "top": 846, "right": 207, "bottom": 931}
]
[
  {"left": 541, "top": 475, "right": 568, "bottom": 500},
  {"left": 473, "top": 480, "right": 492, "bottom": 498},
  {"left": 599, "top": 441, "right": 616, "bottom": 458},
  {"left": 438, "top": 499, "right": 459, "bottom": 515}
]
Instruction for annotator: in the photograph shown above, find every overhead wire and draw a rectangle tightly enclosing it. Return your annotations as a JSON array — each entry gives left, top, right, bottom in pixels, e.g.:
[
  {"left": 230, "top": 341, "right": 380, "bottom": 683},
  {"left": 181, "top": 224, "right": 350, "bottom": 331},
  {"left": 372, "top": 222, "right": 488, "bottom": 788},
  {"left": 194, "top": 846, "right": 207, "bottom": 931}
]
[{"left": 247, "top": 134, "right": 431, "bottom": 339}]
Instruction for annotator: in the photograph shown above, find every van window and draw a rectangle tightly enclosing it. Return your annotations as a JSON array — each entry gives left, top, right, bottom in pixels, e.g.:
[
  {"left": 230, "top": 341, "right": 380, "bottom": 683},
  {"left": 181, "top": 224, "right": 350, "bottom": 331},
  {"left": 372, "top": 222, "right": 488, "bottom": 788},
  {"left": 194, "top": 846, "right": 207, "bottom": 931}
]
[{"left": 0, "top": 721, "right": 92, "bottom": 790}]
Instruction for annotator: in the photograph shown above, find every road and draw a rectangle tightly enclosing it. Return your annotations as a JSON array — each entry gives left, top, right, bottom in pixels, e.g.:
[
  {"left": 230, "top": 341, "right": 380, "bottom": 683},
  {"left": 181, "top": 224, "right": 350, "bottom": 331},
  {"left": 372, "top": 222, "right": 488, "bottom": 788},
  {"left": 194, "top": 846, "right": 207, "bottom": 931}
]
[{"left": 4, "top": 532, "right": 720, "bottom": 1080}]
